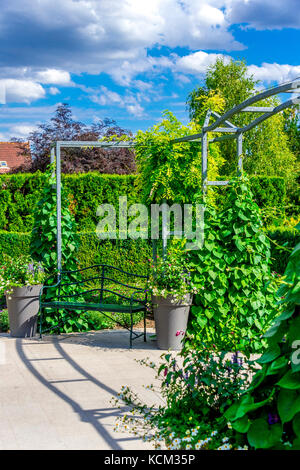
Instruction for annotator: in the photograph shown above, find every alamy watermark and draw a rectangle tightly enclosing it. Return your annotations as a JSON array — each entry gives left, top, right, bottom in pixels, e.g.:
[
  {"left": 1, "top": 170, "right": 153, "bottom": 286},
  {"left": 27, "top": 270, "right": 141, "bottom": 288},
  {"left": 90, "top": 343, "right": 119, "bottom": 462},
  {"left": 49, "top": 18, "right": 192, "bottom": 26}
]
[
  {"left": 292, "top": 340, "right": 300, "bottom": 365},
  {"left": 96, "top": 197, "right": 205, "bottom": 250}
]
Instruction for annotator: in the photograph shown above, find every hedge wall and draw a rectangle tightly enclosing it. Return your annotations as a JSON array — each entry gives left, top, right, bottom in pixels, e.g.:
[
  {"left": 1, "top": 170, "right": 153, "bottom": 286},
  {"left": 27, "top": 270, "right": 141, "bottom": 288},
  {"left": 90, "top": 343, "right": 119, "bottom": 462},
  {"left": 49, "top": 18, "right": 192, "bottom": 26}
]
[
  {"left": 0, "top": 231, "right": 151, "bottom": 276},
  {"left": 0, "top": 173, "right": 286, "bottom": 233},
  {"left": 266, "top": 226, "right": 300, "bottom": 274},
  {"left": 0, "top": 173, "right": 140, "bottom": 232},
  {"left": 0, "top": 227, "right": 298, "bottom": 275}
]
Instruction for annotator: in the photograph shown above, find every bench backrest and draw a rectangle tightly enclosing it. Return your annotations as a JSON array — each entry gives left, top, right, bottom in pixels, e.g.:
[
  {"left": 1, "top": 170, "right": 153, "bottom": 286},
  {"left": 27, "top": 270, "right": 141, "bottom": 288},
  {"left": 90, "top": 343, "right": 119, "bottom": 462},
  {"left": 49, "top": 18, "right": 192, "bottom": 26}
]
[{"left": 54, "top": 264, "right": 149, "bottom": 304}]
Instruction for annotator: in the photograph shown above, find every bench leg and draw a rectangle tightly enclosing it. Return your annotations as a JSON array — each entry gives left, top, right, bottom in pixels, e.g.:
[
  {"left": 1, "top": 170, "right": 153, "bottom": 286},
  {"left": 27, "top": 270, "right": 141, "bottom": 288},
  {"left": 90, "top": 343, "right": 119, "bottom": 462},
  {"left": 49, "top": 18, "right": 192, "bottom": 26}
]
[
  {"left": 130, "top": 312, "right": 133, "bottom": 349},
  {"left": 144, "top": 309, "right": 147, "bottom": 342},
  {"left": 39, "top": 306, "right": 43, "bottom": 340}
]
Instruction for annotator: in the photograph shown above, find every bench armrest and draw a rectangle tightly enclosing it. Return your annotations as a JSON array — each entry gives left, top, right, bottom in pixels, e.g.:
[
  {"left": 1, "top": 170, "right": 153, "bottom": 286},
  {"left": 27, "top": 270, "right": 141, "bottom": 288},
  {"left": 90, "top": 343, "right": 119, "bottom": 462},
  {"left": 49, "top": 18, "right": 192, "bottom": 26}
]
[{"left": 39, "top": 277, "right": 62, "bottom": 302}]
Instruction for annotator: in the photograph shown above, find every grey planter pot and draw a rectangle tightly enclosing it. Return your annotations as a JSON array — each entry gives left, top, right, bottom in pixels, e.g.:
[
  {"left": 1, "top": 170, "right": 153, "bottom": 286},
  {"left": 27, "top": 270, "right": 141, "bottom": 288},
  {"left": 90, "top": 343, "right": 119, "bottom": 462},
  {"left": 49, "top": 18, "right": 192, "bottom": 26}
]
[
  {"left": 6, "top": 285, "right": 42, "bottom": 338},
  {"left": 152, "top": 294, "right": 193, "bottom": 350}
]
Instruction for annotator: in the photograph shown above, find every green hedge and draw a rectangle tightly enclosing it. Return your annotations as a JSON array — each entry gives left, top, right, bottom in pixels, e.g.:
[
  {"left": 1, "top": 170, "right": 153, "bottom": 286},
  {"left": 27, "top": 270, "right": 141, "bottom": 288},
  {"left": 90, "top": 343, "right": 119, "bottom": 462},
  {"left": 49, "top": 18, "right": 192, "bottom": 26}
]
[
  {"left": 0, "top": 231, "right": 151, "bottom": 277},
  {"left": 0, "top": 227, "right": 297, "bottom": 276},
  {"left": 0, "top": 173, "right": 140, "bottom": 232},
  {"left": 0, "top": 173, "right": 285, "bottom": 232},
  {"left": 267, "top": 226, "right": 300, "bottom": 274}
]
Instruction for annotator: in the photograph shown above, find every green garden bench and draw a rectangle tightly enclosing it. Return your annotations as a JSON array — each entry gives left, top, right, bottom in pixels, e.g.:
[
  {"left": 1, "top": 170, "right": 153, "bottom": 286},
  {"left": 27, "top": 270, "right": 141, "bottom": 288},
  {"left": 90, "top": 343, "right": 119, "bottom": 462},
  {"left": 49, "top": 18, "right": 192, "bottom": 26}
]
[{"left": 39, "top": 264, "right": 149, "bottom": 348}]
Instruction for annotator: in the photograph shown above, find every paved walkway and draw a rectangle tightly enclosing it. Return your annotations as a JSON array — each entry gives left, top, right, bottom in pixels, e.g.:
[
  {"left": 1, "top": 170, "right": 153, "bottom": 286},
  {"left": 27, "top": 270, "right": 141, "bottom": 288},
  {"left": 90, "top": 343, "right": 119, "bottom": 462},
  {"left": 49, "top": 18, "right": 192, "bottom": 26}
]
[{"left": 0, "top": 329, "right": 165, "bottom": 450}]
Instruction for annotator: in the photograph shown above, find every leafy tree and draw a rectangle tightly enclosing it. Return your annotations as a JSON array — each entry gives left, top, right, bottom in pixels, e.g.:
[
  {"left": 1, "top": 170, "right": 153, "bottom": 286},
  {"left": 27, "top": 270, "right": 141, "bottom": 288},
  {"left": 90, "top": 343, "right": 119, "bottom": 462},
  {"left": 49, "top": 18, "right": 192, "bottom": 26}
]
[
  {"left": 284, "top": 107, "right": 300, "bottom": 161},
  {"left": 186, "top": 58, "right": 298, "bottom": 188},
  {"left": 134, "top": 110, "right": 224, "bottom": 205},
  {"left": 11, "top": 103, "right": 136, "bottom": 174}
]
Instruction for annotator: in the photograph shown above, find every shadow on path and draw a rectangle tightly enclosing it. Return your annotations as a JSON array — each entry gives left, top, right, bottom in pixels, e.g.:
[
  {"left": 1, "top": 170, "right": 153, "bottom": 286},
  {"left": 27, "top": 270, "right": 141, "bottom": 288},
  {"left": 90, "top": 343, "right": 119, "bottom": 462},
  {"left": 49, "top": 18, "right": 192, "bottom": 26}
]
[{"left": 15, "top": 337, "right": 143, "bottom": 450}]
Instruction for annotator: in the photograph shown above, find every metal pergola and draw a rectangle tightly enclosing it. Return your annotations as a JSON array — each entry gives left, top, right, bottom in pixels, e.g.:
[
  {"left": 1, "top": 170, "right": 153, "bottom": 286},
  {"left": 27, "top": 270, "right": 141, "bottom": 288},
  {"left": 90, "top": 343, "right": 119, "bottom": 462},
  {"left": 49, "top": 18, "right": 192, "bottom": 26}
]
[
  {"left": 50, "top": 79, "right": 300, "bottom": 274},
  {"left": 171, "top": 78, "right": 300, "bottom": 193}
]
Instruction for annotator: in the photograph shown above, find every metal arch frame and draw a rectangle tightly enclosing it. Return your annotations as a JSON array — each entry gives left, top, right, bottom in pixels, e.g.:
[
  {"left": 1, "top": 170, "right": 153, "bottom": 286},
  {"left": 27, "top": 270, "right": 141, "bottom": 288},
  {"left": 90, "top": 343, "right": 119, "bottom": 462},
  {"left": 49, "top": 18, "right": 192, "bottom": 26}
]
[
  {"left": 171, "top": 79, "right": 300, "bottom": 193},
  {"left": 50, "top": 80, "right": 300, "bottom": 273},
  {"left": 50, "top": 140, "right": 135, "bottom": 274}
]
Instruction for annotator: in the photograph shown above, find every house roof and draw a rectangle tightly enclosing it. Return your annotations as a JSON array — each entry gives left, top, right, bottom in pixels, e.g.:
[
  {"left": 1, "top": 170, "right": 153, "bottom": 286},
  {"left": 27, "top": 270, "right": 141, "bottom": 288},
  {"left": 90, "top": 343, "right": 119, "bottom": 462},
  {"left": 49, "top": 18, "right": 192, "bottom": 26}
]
[{"left": 0, "top": 142, "right": 31, "bottom": 173}]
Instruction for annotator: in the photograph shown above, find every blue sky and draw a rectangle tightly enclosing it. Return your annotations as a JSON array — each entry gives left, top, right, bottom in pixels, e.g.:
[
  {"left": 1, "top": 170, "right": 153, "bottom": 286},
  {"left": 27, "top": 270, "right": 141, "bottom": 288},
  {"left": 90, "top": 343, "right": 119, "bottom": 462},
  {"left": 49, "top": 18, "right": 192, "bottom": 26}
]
[{"left": 0, "top": 0, "right": 299, "bottom": 140}]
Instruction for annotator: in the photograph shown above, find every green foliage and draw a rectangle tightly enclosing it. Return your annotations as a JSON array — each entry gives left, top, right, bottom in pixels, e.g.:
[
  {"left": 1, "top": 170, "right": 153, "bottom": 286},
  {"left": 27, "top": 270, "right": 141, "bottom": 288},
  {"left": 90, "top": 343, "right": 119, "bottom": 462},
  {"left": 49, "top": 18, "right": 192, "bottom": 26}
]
[
  {"left": 0, "top": 172, "right": 139, "bottom": 233},
  {"left": 134, "top": 111, "right": 214, "bottom": 204},
  {"left": 30, "top": 165, "right": 79, "bottom": 273},
  {"left": 148, "top": 250, "right": 196, "bottom": 301},
  {"left": 186, "top": 58, "right": 298, "bottom": 188},
  {"left": 112, "top": 349, "right": 249, "bottom": 450},
  {"left": 187, "top": 175, "right": 279, "bottom": 354},
  {"left": 0, "top": 309, "right": 9, "bottom": 332},
  {"left": 268, "top": 227, "right": 300, "bottom": 274},
  {"left": 0, "top": 255, "right": 46, "bottom": 296},
  {"left": 0, "top": 172, "right": 287, "bottom": 232},
  {"left": 0, "top": 231, "right": 151, "bottom": 277},
  {"left": 225, "top": 229, "right": 300, "bottom": 450}
]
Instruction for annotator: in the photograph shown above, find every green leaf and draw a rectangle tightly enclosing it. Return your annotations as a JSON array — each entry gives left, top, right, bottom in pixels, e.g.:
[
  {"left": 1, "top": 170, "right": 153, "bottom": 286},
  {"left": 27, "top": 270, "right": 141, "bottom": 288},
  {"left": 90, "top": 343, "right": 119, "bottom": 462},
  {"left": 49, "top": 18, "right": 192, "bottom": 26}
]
[
  {"left": 293, "top": 412, "right": 300, "bottom": 438},
  {"left": 266, "top": 356, "right": 288, "bottom": 376},
  {"left": 231, "top": 415, "right": 250, "bottom": 433},
  {"left": 247, "top": 419, "right": 282, "bottom": 449},
  {"left": 278, "top": 389, "right": 300, "bottom": 423},
  {"left": 277, "top": 370, "right": 300, "bottom": 390},
  {"left": 257, "top": 345, "right": 281, "bottom": 364}
]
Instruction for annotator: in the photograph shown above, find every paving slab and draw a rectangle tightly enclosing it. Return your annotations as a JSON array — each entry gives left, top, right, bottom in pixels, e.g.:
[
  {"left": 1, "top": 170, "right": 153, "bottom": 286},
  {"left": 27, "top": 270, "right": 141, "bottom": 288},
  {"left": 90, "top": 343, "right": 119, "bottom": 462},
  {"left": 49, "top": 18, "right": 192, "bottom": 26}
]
[{"left": 0, "top": 329, "right": 166, "bottom": 450}]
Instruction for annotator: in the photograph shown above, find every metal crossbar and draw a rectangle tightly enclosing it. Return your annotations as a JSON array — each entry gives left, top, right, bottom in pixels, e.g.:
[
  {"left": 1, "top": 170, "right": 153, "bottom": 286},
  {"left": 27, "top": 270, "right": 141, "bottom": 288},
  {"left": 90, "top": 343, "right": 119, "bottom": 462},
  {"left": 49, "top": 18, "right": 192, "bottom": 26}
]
[{"left": 169, "top": 78, "right": 300, "bottom": 194}]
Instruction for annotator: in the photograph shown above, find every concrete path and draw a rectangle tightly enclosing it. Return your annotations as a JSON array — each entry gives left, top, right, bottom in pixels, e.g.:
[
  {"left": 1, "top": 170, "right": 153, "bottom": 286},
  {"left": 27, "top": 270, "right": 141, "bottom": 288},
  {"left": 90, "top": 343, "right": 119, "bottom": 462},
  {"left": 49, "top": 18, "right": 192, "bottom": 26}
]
[{"left": 0, "top": 329, "right": 165, "bottom": 450}]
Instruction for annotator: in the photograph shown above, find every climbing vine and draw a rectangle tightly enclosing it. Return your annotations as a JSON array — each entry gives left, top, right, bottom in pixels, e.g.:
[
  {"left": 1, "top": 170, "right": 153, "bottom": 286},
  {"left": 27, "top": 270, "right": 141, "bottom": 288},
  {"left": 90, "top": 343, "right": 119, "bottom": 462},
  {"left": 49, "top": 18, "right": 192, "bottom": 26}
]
[{"left": 187, "top": 175, "right": 279, "bottom": 354}]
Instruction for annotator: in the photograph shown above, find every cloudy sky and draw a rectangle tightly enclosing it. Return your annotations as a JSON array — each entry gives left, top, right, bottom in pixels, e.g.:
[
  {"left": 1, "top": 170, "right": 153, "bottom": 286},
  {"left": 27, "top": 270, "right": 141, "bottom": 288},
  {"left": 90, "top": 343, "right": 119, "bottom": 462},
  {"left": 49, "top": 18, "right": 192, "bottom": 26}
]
[{"left": 0, "top": 0, "right": 299, "bottom": 139}]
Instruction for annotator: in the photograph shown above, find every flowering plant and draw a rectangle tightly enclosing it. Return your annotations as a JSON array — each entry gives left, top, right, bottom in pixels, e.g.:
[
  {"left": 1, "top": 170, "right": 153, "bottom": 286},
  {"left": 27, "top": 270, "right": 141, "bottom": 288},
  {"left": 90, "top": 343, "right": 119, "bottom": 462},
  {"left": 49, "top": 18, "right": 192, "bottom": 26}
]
[
  {"left": 111, "top": 347, "right": 252, "bottom": 450},
  {"left": 148, "top": 251, "right": 198, "bottom": 303},
  {"left": 0, "top": 255, "right": 46, "bottom": 296}
]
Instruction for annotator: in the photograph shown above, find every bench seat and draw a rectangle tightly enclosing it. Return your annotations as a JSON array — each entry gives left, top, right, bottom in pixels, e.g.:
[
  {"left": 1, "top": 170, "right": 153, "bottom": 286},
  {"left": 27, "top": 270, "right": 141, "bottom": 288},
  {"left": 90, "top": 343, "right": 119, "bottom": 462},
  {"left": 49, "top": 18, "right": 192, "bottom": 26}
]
[{"left": 41, "top": 301, "right": 146, "bottom": 313}]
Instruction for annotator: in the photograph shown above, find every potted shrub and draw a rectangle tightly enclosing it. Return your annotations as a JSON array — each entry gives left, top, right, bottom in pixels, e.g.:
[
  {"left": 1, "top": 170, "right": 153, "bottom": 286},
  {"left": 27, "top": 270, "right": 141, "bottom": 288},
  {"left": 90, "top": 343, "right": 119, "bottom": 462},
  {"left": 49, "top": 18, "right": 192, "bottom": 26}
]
[
  {"left": 148, "top": 251, "right": 198, "bottom": 350},
  {"left": 0, "top": 255, "right": 46, "bottom": 337}
]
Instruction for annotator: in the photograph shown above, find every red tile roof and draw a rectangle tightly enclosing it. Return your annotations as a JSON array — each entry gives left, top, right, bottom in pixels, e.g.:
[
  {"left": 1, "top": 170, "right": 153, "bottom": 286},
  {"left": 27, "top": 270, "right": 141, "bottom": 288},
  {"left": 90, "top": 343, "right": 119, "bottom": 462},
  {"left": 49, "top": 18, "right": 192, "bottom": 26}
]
[{"left": 0, "top": 142, "right": 31, "bottom": 173}]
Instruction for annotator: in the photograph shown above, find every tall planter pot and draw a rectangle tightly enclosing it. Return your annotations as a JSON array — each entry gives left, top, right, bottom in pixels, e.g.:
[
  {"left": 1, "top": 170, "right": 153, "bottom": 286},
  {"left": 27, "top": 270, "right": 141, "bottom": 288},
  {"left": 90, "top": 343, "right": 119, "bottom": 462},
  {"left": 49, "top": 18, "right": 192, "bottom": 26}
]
[
  {"left": 152, "top": 294, "right": 193, "bottom": 350},
  {"left": 6, "top": 285, "right": 42, "bottom": 338}
]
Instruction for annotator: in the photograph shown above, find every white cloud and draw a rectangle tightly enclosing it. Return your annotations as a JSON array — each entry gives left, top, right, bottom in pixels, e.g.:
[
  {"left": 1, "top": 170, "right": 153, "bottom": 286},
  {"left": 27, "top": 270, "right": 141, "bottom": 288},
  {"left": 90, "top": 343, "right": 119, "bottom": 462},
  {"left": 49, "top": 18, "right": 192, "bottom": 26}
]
[
  {"left": 0, "top": 79, "right": 45, "bottom": 104},
  {"left": 35, "top": 69, "right": 71, "bottom": 85},
  {"left": 175, "top": 50, "right": 231, "bottom": 75},
  {"left": 9, "top": 124, "right": 37, "bottom": 138},
  {"left": 0, "top": 0, "right": 244, "bottom": 87},
  {"left": 225, "top": 0, "right": 300, "bottom": 30},
  {"left": 126, "top": 103, "right": 145, "bottom": 117},
  {"left": 90, "top": 85, "right": 146, "bottom": 117},
  {"left": 247, "top": 63, "right": 300, "bottom": 83},
  {"left": 48, "top": 87, "right": 60, "bottom": 95}
]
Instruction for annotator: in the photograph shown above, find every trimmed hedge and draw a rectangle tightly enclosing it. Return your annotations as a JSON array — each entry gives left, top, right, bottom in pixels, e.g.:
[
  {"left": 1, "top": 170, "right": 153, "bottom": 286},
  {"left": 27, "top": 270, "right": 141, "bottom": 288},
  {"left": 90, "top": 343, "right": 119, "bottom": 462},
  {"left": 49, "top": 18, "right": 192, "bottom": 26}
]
[
  {"left": 0, "top": 173, "right": 140, "bottom": 232},
  {"left": 0, "top": 173, "right": 286, "bottom": 232},
  {"left": 0, "top": 231, "right": 151, "bottom": 277},
  {"left": 0, "top": 227, "right": 297, "bottom": 275},
  {"left": 267, "top": 226, "right": 300, "bottom": 274}
]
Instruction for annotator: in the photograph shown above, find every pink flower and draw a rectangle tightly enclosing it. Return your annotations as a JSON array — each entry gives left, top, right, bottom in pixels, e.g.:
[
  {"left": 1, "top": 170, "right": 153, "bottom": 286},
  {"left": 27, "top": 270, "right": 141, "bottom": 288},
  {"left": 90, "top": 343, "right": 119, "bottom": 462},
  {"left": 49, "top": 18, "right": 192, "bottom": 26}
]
[
  {"left": 164, "top": 368, "right": 168, "bottom": 376},
  {"left": 176, "top": 330, "right": 185, "bottom": 336}
]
